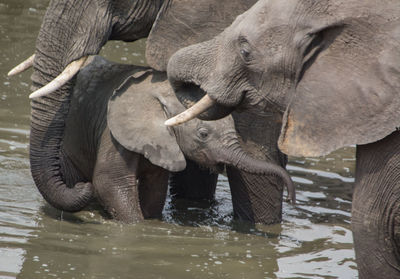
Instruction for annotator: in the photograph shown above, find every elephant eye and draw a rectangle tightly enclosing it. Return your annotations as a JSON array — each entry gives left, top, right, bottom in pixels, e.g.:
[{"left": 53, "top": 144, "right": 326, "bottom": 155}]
[
  {"left": 240, "top": 49, "right": 251, "bottom": 60},
  {"left": 238, "top": 36, "right": 252, "bottom": 63},
  {"left": 197, "top": 128, "right": 209, "bottom": 140}
]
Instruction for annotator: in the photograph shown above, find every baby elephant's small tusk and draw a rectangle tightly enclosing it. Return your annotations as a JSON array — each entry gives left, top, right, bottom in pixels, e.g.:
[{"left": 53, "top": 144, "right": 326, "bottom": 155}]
[
  {"left": 165, "top": 95, "right": 216, "bottom": 126},
  {"left": 8, "top": 54, "right": 35, "bottom": 76},
  {"left": 29, "top": 56, "right": 88, "bottom": 99}
]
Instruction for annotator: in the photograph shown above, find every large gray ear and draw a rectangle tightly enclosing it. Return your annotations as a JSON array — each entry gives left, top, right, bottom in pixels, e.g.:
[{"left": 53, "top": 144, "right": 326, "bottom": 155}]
[
  {"left": 278, "top": 18, "right": 400, "bottom": 157},
  {"left": 107, "top": 71, "right": 186, "bottom": 172},
  {"left": 146, "top": 0, "right": 257, "bottom": 71}
]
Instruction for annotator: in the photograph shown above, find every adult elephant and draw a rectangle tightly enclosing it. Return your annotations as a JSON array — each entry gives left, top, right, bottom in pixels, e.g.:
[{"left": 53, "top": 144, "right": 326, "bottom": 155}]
[
  {"left": 7, "top": 0, "right": 258, "bottom": 213},
  {"left": 59, "top": 55, "right": 295, "bottom": 222},
  {"left": 166, "top": 0, "right": 400, "bottom": 277}
]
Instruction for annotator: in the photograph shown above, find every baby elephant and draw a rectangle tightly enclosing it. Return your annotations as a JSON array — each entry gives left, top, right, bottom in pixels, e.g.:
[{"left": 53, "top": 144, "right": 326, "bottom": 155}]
[{"left": 56, "top": 56, "right": 294, "bottom": 223}]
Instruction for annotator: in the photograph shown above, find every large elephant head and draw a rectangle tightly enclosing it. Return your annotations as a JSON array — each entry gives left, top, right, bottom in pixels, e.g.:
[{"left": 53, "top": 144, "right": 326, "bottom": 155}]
[
  {"left": 14, "top": 0, "right": 256, "bottom": 212},
  {"left": 166, "top": 0, "right": 400, "bottom": 157}
]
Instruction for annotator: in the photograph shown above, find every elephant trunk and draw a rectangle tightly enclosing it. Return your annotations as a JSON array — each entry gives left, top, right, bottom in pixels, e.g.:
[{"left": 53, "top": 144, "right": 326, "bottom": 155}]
[
  {"left": 29, "top": 1, "right": 114, "bottom": 211},
  {"left": 30, "top": 52, "right": 93, "bottom": 211},
  {"left": 167, "top": 40, "right": 243, "bottom": 122},
  {"left": 30, "top": 69, "right": 93, "bottom": 211},
  {"left": 217, "top": 142, "right": 295, "bottom": 203},
  {"left": 167, "top": 38, "right": 248, "bottom": 124}
]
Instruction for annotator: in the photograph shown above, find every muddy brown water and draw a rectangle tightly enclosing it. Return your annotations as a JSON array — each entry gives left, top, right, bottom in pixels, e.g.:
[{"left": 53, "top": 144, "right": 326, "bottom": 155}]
[{"left": 0, "top": 1, "right": 357, "bottom": 278}]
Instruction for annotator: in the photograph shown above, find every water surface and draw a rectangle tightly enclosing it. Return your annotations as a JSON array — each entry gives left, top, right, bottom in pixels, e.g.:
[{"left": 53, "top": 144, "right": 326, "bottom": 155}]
[{"left": 0, "top": 1, "right": 357, "bottom": 278}]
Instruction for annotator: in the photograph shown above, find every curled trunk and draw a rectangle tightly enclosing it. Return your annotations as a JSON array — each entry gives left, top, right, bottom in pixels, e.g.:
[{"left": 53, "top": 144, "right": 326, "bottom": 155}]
[
  {"left": 217, "top": 143, "right": 295, "bottom": 203},
  {"left": 29, "top": 1, "right": 115, "bottom": 211},
  {"left": 30, "top": 75, "right": 94, "bottom": 211}
]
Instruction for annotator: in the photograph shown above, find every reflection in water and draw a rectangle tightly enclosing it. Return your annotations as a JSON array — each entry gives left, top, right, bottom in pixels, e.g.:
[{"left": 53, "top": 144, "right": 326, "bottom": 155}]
[{"left": 1, "top": 1, "right": 357, "bottom": 278}]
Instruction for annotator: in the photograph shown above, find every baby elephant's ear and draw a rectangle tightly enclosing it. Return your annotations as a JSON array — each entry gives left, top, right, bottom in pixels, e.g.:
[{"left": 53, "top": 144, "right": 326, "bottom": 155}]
[
  {"left": 107, "top": 72, "right": 186, "bottom": 172},
  {"left": 146, "top": 0, "right": 257, "bottom": 71}
]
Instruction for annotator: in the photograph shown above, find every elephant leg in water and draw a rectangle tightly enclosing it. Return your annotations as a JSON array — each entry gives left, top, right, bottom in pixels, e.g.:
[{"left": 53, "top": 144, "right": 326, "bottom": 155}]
[
  {"left": 352, "top": 131, "right": 400, "bottom": 278},
  {"left": 169, "top": 159, "right": 218, "bottom": 201},
  {"left": 227, "top": 110, "right": 289, "bottom": 224},
  {"left": 93, "top": 127, "right": 169, "bottom": 222}
]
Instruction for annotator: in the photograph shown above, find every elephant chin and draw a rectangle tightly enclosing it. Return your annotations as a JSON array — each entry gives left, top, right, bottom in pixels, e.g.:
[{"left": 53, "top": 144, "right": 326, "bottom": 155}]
[{"left": 173, "top": 81, "right": 234, "bottom": 121}]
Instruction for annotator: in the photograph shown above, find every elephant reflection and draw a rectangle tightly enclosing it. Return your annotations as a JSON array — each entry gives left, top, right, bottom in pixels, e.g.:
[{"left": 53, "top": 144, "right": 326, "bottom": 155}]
[{"left": 17, "top": 206, "right": 282, "bottom": 279}]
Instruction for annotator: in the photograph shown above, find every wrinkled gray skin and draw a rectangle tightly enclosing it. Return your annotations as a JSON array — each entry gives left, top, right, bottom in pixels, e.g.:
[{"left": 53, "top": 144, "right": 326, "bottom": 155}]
[
  {"left": 29, "top": 0, "right": 257, "bottom": 214},
  {"left": 171, "top": 109, "right": 288, "bottom": 224},
  {"left": 60, "top": 56, "right": 293, "bottom": 223},
  {"left": 167, "top": 0, "right": 400, "bottom": 277},
  {"left": 227, "top": 110, "right": 288, "bottom": 223}
]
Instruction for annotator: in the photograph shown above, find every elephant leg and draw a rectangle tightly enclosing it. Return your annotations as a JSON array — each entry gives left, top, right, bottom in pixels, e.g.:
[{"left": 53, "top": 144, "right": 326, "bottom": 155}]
[
  {"left": 137, "top": 160, "right": 169, "bottom": 219},
  {"left": 169, "top": 159, "right": 218, "bottom": 201},
  {"left": 352, "top": 131, "right": 400, "bottom": 278},
  {"left": 93, "top": 128, "right": 143, "bottom": 223},
  {"left": 227, "top": 110, "right": 288, "bottom": 224},
  {"left": 227, "top": 167, "right": 283, "bottom": 224}
]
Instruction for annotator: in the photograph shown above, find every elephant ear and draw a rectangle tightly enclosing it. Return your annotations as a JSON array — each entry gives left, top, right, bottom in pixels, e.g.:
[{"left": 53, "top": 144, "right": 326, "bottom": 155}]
[
  {"left": 107, "top": 71, "right": 186, "bottom": 172},
  {"left": 279, "top": 17, "right": 400, "bottom": 157},
  {"left": 146, "top": 0, "right": 257, "bottom": 71}
]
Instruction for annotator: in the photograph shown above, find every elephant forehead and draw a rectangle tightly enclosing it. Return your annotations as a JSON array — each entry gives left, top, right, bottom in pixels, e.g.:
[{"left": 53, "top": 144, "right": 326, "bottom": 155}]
[{"left": 234, "top": 0, "right": 297, "bottom": 29}]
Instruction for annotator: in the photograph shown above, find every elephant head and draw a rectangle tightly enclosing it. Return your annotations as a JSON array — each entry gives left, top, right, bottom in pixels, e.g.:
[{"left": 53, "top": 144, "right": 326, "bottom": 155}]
[
  {"left": 107, "top": 71, "right": 294, "bottom": 199},
  {"left": 166, "top": 0, "right": 400, "bottom": 157},
  {"left": 14, "top": 0, "right": 256, "bottom": 212}
]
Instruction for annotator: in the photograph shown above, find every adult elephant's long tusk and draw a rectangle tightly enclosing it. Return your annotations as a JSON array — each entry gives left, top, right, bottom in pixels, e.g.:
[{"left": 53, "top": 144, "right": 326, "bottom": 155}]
[
  {"left": 29, "top": 56, "right": 88, "bottom": 99},
  {"left": 164, "top": 95, "right": 216, "bottom": 126},
  {"left": 8, "top": 54, "right": 35, "bottom": 76}
]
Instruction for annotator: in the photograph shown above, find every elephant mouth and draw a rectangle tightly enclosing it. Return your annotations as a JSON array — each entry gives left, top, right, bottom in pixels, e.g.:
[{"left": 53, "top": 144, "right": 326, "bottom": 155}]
[{"left": 171, "top": 80, "right": 234, "bottom": 121}]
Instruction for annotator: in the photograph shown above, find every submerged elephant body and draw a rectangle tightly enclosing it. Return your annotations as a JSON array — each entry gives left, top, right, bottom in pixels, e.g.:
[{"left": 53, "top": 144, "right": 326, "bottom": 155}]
[{"left": 167, "top": 0, "right": 400, "bottom": 277}]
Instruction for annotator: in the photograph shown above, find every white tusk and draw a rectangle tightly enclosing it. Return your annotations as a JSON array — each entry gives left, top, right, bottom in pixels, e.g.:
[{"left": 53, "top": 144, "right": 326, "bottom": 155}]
[
  {"left": 8, "top": 54, "right": 35, "bottom": 76},
  {"left": 29, "top": 56, "right": 88, "bottom": 99},
  {"left": 165, "top": 95, "right": 216, "bottom": 126}
]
